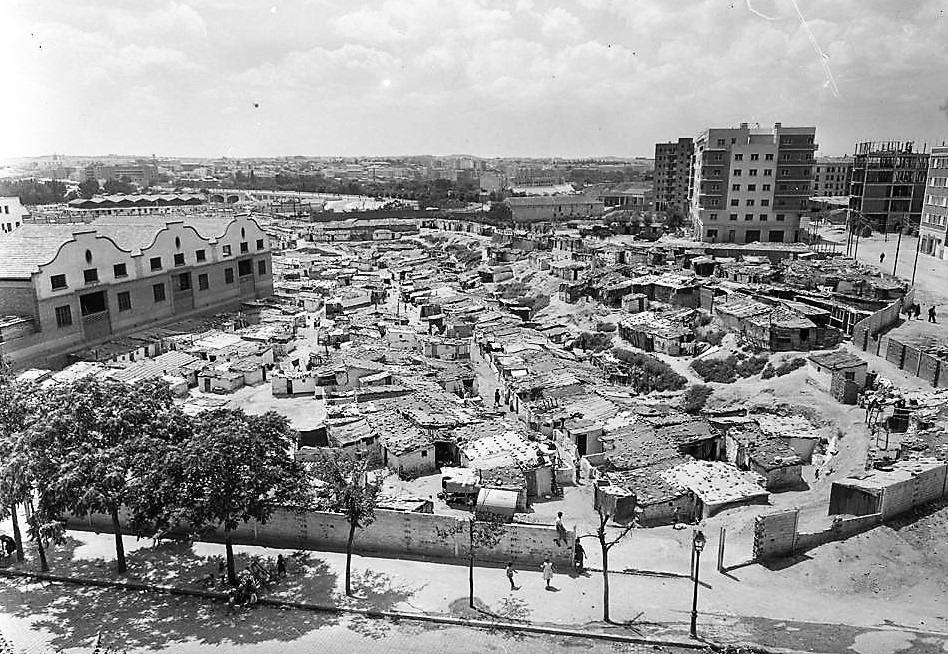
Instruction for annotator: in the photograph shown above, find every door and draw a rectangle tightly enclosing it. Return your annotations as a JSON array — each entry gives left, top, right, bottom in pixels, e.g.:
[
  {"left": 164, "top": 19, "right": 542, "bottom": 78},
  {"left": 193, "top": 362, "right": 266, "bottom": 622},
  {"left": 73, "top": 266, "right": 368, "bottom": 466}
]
[{"left": 203, "top": 378, "right": 211, "bottom": 392}]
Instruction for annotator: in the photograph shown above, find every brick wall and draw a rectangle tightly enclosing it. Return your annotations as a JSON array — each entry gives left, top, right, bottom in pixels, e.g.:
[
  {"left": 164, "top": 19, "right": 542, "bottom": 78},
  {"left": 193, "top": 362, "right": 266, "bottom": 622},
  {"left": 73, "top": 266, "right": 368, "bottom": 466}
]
[
  {"left": 752, "top": 509, "right": 798, "bottom": 560},
  {"left": 0, "top": 281, "right": 38, "bottom": 318},
  {"left": 67, "top": 507, "right": 575, "bottom": 568}
]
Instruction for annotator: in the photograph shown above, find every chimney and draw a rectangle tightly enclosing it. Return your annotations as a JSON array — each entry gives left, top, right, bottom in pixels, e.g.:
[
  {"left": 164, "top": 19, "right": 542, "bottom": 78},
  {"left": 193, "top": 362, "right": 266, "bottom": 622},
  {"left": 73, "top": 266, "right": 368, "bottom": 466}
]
[
  {"left": 740, "top": 122, "right": 748, "bottom": 129},
  {"left": 774, "top": 122, "right": 782, "bottom": 129}
]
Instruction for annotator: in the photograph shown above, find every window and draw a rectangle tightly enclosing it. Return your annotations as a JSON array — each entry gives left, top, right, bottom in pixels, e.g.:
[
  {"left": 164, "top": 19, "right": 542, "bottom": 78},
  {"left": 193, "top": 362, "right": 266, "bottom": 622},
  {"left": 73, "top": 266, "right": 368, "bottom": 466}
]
[
  {"left": 763, "top": 169, "right": 773, "bottom": 176},
  {"left": 733, "top": 169, "right": 742, "bottom": 176},
  {"left": 708, "top": 213, "right": 718, "bottom": 221},
  {"left": 732, "top": 184, "right": 741, "bottom": 191},
  {"left": 749, "top": 169, "right": 758, "bottom": 176},
  {"left": 761, "top": 199, "right": 770, "bottom": 206},
  {"left": 117, "top": 291, "right": 132, "bottom": 312},
  {"left": 222, "top": 245, "right": 232, "bottom": 257},
  {"left": 765, "top": 153, "right": 774, "bottom": 161},
  {"left": 178, "top": 272, "right": 191, "bottom": 291},
  {"left": 760, "top": 214, "right": 768, "bottom": 221},
  {"left": 83, "top": 268, "right": 98, "bottom": 284},
  {"left": 198, "top": 273, "right": 209, "bottom": 291},
  {"left": 746, "top": 199, "right": 755, "bottom": 206},
  {"left": 747, "top": 184, "right": 756, "bottom": 191},
  {"left": 762, "top": 184, "right": 771, "bottom": 191},
  {"left": 224, "top": 268, "right": 234, "bottom": 284},
  {"left": 716, "top": 139, "right": 725, "bottom": 146},
  {"left": 150, "top": 257, "right": 162, "bottom": 271},
  {"left": 55, "top": 305, "right": 72, "bottom": 328},
  {"left": 781, "top": 169, "right": 791, "bottom": 176},
  {"left": 238, "top": 259, "right": 253, "bottom": 277},
  {"left": 730, "top": 199, "right": 739, "bottom": 206},
  {"left": 776, "top": 214, "right": 786, "bottom": 221},
  {"left": 750, "top": 153, "right": 759, "bottom": 161},
  {"left": 50, "top": 274, "right": 67, "bottom": 291},
  {"left": 113, "top": 263, "right": 127, "bottom": 278},
  {"left": 734, "top": 153, "right": 743, "bottom": 161},
  {"left": 707, "top": 229, "right": 718, "bottom": 238},
  {"left": 153, "top": 283, "right": 166, "bottom": 303},
  {"left": 256, "top": 239, "right": 264, "bottom": 250},
  {"left": 196, "top": 249, "right": 206, "bottom": 262},
  {"left": 258, "top": 260, "right": 267, "bottom": 275},
  {"left": 240, "top": 241, "right": 249, "bottom": 254},
  {"left": 421, "top": 450, "right": 428, "bottom": 458},
  {"left": 729, "top": 213, "right": 738, "bottom": 221},
  {"left": 745, "top": 214, "right": 754, "bottom": 221},
  {"left": 173, "top": 253, "right": 185, "bottom": 267}
]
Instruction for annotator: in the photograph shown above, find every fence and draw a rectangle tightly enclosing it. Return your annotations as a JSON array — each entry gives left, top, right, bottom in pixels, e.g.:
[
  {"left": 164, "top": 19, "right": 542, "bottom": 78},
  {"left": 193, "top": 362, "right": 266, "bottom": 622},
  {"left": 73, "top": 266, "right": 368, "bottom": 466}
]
[
  {"left": 66, "top": 506, "right": 576, "bottom": 568},
  {"left": 753, "top": 510, "right": 883, "bottom": 561},
  {"left": 851, "top": 287, "right": 912, "bottom": 355}
]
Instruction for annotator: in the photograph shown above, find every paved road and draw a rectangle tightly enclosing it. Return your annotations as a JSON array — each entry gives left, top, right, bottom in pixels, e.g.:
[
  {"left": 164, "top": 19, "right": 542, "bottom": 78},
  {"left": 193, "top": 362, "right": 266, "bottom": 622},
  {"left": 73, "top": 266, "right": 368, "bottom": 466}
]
[{"left": 0, "top": 578, "right": 699, "bottom": 654}]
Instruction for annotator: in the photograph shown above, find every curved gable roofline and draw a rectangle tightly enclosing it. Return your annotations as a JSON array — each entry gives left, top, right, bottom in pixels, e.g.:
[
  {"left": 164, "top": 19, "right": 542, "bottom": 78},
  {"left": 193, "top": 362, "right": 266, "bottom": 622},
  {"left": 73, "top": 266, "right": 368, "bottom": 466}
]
[
  {"left": 138, "top": 221, "right": 215, "bottom": 255},
  {"left": 35, "top": 231, "right": 134, "bottom": 274}
]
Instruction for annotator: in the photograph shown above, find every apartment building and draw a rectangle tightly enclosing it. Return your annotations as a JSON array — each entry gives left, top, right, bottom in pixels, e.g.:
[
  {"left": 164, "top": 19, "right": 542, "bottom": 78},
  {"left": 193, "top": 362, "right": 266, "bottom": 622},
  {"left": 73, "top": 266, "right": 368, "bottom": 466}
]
[
  {"left": 653, "top": 137, "right": 694, "bottom": 215},
  {"left": 691, "top": 123, "right": 817, "bottom": 244},
  {"left": 920, "top": 146, "right": 948, "bottom": 259},
  {"left": 0, "top": 196, "right": 28, "bottom": 233},
  {"left": 812, "top": 156, "right": 852, "bottom": 197},
  {"left": 0, "top": 213, "right": 272, "bottom": 364},
  {"left": 849, "top": 141, "right": 928, "bottom": 233}
]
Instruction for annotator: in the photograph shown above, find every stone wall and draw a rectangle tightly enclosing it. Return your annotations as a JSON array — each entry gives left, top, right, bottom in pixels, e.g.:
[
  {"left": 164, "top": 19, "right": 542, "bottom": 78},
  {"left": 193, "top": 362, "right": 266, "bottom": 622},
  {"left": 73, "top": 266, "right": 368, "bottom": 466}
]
[{"left": 67, "top": 506, "right": 575, "bottom": 568}]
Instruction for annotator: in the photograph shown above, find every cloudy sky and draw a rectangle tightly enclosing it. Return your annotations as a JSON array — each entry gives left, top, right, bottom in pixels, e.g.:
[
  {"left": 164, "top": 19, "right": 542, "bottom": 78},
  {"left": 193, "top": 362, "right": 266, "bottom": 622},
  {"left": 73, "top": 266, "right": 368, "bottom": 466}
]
[{"left": 2, "top": 0, "right": 947, "bottom": 158}]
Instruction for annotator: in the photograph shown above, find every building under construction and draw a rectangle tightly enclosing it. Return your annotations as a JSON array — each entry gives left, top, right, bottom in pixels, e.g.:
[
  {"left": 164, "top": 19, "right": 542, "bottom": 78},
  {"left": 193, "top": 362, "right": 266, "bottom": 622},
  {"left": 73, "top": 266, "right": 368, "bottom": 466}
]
[{"left": 849, "top": 140, "right": 929, "bottom": 233}]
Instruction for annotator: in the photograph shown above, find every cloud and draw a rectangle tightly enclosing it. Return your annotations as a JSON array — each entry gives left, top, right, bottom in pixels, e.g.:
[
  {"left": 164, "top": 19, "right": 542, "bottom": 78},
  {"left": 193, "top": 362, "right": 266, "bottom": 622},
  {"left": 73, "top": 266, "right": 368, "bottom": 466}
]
[{"left": 540, "top": 7, "right": 584, "bottom": 40}]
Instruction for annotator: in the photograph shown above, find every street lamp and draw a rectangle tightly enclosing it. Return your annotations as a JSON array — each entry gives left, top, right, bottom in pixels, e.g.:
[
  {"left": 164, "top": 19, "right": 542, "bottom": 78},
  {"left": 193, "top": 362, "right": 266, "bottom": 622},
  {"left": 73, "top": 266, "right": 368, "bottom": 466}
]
[{"left": 690, "top": 530, "right": 706, "bottom": 639}]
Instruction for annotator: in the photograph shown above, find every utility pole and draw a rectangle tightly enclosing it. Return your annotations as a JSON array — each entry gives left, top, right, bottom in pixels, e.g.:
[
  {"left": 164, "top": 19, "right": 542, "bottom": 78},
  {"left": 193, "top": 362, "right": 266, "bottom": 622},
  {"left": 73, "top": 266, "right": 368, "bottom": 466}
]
[{"left": 911, "top": 230, "right": 922, "bottom": 286}]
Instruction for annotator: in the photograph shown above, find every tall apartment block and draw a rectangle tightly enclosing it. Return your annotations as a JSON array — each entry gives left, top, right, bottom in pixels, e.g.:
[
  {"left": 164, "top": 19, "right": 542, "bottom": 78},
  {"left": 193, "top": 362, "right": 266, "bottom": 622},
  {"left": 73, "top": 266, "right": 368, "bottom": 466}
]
[
  {"left": 653, "top": 137, "right": 693, "bottom": 215},
  {"left": 920, "top": 145, "right": 948, "bottom": 259},
  {"left": 849, "top": 141, "right": 928, "bottom": 233},
  {"left": 812, "top": 156, "right": 852, "bottom": 196},
  {"left": 691, "top": 122, "right": 816, "bottom": 244}
]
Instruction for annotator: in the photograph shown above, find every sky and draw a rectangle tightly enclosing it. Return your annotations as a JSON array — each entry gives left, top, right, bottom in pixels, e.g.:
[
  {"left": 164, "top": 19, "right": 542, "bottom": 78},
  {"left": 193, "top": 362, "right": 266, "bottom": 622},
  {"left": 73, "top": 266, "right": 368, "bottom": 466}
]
[{"left": 2, "top": 0, "right": 947, "bottom": 159}]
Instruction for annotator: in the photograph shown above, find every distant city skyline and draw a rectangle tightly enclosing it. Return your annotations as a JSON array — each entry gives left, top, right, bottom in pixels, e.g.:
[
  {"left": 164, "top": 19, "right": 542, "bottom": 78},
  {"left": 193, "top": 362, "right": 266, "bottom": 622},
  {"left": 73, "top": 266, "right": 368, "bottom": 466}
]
[{"left": 2, "top": 0, "right": 947, "bottom": 160}]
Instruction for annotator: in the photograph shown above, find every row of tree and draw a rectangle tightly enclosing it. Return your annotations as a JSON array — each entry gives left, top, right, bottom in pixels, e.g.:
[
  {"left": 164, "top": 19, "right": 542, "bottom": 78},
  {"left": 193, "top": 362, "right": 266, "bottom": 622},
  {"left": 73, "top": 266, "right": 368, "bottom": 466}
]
[{"left": 0, "top": 369, "right": 375, "bottom": 592}]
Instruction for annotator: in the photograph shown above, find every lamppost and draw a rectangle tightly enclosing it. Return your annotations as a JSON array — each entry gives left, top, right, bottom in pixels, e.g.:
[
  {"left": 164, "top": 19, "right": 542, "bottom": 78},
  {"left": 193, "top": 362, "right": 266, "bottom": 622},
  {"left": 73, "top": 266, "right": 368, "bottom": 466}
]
[{"left": 690, "top": 530, "right": 706, "bottom": 639}]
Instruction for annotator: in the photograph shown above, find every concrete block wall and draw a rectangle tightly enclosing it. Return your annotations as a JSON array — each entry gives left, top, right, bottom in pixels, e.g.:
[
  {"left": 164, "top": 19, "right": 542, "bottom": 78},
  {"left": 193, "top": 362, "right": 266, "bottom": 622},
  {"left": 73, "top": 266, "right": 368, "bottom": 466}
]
[
  {"left": 885, "top": 339, "right": 905, "bottom": 367},
  {"left": 67, "top": 506, "right": 575, "bottom": 568},
  {"left": 880, "top": 465, "right": 947, "bottom": 519},
  {"left": 903, "top": 346, "right": 922, "bottom": 377},
  {"left": 752, "top": 509, "right": 798, "bottom": 560}
]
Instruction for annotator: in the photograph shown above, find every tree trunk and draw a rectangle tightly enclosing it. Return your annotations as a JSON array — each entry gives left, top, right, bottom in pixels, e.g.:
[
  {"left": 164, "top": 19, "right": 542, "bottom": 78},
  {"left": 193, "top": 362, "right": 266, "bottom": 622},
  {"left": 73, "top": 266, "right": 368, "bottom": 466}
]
[
  {"left": 225, "top": 533, "right": 237, "bottom": 586},
  {"left": 110, "top": 506, "right": 127, "bottom": 574},
  {"left": 10, "top": 502, "right": 24, "bottom": 563},
  {"left": 601, "top": 538, "right": 610, "bottom": 623},
  {"left": 345, "top": 521, "right": 356, "bottom": 596}
]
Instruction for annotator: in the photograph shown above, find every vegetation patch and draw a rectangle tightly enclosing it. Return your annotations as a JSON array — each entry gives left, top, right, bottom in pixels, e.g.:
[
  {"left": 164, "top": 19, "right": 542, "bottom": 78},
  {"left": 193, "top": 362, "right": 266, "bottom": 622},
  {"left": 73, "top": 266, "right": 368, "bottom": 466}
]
[
  {"left": 761, "top": 357, "right": 806, "bottom": 379},
  {"left": 612, "top": 347, "right": 687, "bottom": 393},
  {"left": 691, "top": 353, "right": 770, "bottom": 383}
]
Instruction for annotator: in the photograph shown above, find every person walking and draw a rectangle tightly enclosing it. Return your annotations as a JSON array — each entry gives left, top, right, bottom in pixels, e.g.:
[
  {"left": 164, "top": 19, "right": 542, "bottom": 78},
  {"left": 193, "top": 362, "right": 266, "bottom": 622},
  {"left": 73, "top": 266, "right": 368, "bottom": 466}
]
[
  {"left": 879, "top": 252, "right": 885, "bottom": 264},
  {"left": 555, "top": 512, "right": 568, "bottom": 546},
  {"left": 930, "top": 306, "right": 938, "bottom": 323},
  {"left": 276, "top": 554, "right": 287, "bottom": 578},
  {"left": 505, "top": 561, "right": 518, "bottom": 590},
  {"left": 573, "top": 541, "right": 586, "bottom": 571},
  {"left": 494, "top": 388, "right": 501, "bottom": 407},
  {"left": 915, "top": 304, "right": 922, "bottom": 320},
  {"left": 540, "top": 558, "right": 554, "bottom": 590}
]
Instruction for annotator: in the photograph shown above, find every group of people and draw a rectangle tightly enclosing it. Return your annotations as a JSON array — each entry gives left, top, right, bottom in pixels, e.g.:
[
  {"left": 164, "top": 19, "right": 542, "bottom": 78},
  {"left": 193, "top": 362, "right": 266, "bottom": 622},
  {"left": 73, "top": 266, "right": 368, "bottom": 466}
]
[
  {"left": 199, "top": 554, "right": 289, "bottom": 612},
  {"left": 903, "top": 302, "right": 937, "bottom": 323}
]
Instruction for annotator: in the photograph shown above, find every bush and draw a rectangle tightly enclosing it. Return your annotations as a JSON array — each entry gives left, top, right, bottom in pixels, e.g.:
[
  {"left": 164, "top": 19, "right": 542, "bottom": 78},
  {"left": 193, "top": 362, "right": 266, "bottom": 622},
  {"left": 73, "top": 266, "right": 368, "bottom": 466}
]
[
  {"left": 612, "top": 347, "right": 687, "bottom": 393},
  {"left": 595, "top": 321, "right": 617, "bottom": 333},
  {"left": 696, "top": 329, "right": 726, "bottom": 347},
  {"left": 761, "top": 357, "right": 806, "bottom": 380},
  {"left": 691, "top": 353, "right": 769, "bottom": 383},
  {"left": 681, "top": 384, "right": 713, "bottom": 414},
  {"left": 572, "top": 331, "right": 613, "bottom": 352}
]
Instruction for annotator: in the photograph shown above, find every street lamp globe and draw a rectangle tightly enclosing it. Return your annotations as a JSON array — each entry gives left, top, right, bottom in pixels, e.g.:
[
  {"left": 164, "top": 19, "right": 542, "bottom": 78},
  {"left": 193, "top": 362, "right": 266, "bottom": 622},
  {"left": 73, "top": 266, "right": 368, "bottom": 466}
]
[{"left": 693, "top": 530, "right": 706, "bottom": 553}]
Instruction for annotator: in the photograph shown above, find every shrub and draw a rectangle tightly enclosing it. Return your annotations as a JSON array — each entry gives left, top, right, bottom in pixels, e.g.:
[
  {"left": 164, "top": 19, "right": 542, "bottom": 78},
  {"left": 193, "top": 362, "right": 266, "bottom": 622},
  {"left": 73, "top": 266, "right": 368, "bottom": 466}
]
[
  {"left": 691, "top": 353, "right": 769, "bottom": 383},
  {"left": 572, "top": 331, "right": 613, "bottom": 352},
  {"left": 696, "top": 329, "right": 726, "bottom": 347},
  {"left": 681, "top": 384, "right": 713, "bottom": 414},
  {"left": 595, "top": 321, "right": 617, "bottom": 333},
  {"left": 761, "top": 357, "right": 806, "bottom": 380},
  {"left": 612, "top": 347, "right": 687, "bottom": 393}
]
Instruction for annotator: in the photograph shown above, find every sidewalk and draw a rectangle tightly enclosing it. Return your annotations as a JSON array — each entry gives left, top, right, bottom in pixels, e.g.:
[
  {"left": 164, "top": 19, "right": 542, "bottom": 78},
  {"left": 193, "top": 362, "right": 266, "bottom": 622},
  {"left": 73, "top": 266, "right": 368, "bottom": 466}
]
[{"left": 2, "top": 527, "right": 947, "bottom": 654}]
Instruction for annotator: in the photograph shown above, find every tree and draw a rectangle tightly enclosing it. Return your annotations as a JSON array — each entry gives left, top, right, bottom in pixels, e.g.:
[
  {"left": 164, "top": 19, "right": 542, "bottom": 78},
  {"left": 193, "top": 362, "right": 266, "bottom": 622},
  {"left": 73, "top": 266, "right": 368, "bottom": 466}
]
[
  {"left": 78, "top": 179, "right": 100, "bottom": 199},
  {"left": 0, "top": 360, "right": 34, "bottom": 562},
  {"left": 26, "top": 378, "right": 191, "bottom": 574},
  {"left": 179, "top": 409, "right": 310, "bottom": 586},
  {"left": 313, "top": 450, "right": 381, "bottom": 596},
  {"left": 103, "top": 176, "right": 136, "bottom": 195},
  {"left": 580, "top": 506, "right": 636, "bottom": 623},
  {"left": 468, "top": 517, "right": 507, "bottom": 609}
]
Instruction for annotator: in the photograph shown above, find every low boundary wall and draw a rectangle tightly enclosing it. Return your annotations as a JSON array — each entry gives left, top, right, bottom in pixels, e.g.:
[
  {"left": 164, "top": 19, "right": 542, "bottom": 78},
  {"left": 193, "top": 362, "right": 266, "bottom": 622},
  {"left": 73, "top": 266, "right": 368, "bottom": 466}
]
[
  {"left": 66, "top": 507, "right": 575, "bottom": 568},
  {"left": 753, "top": 510, "right": 883, "bottom": 561}
]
